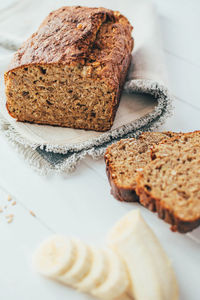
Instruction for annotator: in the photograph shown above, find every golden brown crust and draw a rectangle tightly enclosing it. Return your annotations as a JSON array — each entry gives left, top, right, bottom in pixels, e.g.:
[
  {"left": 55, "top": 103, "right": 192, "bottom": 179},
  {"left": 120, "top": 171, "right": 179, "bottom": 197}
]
[
  {"left": 5, "top": 6, "right": 133, "bottom": 88},
  {"left": 8, "top": 7, "right": 111, "bottom": 67}
]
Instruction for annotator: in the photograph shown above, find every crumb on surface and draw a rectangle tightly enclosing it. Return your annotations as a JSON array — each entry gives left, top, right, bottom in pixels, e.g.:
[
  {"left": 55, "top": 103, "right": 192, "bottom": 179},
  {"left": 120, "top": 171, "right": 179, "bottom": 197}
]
[
  {"left": 7, "top": 195, "right": 12, "bottom": 201},
  {"left": 5, "top": 214, "right": 14, "bottom": 224},
  {"left": 30, "top": 210, "right": 36, "bottom": 217},
  {"left": 7, "top": 218, "right": 13, "bottom": 224},
  {"left": 11, "top": 201, "right": 16, "bottom": 206}
]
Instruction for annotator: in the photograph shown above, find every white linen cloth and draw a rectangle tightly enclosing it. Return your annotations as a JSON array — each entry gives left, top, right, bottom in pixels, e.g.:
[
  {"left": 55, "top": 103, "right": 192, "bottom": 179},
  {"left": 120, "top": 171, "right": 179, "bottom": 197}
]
[{"left": 0, "top": 0, "right": 172, "bottom": 174}]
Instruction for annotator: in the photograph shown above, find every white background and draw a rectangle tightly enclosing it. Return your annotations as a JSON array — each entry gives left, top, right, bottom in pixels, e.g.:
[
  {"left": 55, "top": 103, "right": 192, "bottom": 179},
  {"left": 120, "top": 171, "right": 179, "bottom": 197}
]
[{"left": 0, "top": 0, "right": 200, "bottom": 299}]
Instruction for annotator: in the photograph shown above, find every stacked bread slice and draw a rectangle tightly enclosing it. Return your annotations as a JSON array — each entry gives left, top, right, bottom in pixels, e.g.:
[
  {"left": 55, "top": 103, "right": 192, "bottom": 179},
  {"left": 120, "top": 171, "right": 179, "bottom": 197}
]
[
  {"left": 105, "top": 131, "right": 200, "bottom": 233},
  {"left": 105, "top": 132, "right": 176, "bottom": 202}
]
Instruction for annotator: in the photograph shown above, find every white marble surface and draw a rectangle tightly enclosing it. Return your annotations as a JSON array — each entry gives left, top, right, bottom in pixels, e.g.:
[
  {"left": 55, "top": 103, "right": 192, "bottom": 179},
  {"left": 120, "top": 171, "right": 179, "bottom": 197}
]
[{"left": 0, "top": 0, "right": 200, "bottom": 299}]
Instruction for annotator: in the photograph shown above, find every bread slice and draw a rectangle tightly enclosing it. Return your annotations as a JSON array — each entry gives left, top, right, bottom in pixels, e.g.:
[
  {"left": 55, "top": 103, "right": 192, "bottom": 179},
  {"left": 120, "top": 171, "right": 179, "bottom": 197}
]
[
  {"left": 4, "top": 6, "right": 133, "bottom": 132},
  {"left": 104, "top": 131, "right": 176, "bottom": 202},
  {"left": 136, "top": 131, "right": 200, "bottom": 233}
]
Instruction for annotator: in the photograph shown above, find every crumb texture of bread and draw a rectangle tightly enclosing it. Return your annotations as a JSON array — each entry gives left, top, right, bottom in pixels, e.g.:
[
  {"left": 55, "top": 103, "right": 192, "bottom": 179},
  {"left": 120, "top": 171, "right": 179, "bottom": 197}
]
[
  {"left": 104, "top": 131, "right": 175, "bottom": 202},
  {"left": 136, "top": 131, "right": 200, "bottom": 233},
  {"left": 4, "top": 6, "right": 133, "bottom": 132}
]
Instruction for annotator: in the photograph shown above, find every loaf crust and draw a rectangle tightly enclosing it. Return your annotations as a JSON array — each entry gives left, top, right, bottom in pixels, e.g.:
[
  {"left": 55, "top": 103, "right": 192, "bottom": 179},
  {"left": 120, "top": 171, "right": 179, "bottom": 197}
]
[{"left": 4, "top": 6, "right": 133, "bottom": 131}]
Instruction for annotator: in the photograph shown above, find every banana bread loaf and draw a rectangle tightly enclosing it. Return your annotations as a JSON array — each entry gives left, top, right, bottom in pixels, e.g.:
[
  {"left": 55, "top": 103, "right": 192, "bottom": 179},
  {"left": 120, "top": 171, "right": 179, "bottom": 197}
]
[
  {"left": 4, "top": 6, "right": 133, "bottom": 131},
  {"left": 136, "top": 131, "right": 200, "bottom": 233},
  {"left": 104, "top": 132, "right": 176, "bottom": 202}
]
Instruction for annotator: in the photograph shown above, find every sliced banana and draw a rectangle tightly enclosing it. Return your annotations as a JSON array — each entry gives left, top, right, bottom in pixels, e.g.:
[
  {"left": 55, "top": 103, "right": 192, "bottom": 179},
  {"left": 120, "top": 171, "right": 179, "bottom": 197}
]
[
  {"left": 32, "top": 235, "right": 76, "bottom": 278},
  {"left": 33, "top": 210, "right": 178, "bottom": 300},
  {"left": 58, "top": 239, "right": 92, "bottom": 286},
  {"left": 91, "top": 248, "right": 129, "bottom": 300},
  {"left": 76, "top": 246, "right": 108, "bottom": 292},
  {"left": 107, "top": 209, "right": 179, "bottom": 300}
]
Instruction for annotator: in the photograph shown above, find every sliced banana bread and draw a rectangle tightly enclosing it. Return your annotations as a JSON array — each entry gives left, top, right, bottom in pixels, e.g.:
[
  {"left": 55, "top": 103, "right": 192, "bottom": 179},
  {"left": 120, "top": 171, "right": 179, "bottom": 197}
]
[
  {"left": 136, "top": 131, "right": 200, "bottom": 233},
  {"left": 4, "top": 6, "right": 133, "bottom": 132},
  {"left": 104, "top": 131, "right": 176, "bottom": 202}
]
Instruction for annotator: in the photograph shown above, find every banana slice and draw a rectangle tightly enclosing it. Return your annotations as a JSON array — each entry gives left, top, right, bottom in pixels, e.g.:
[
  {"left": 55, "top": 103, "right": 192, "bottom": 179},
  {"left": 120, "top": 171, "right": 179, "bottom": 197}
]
[
  {"left": 76, "top": 246, "right": 108, "bottom": 292},
  {"left": 107, "top": 209, "right": 178, "bottom": 300},
  {"left": 58, "top": 239, "right": 92, "bottom": 286},
  {"left": 91, "top": 248, "right": 129, "bottom": 300},
  {"left": 33, "top": 235, "right": 76, "bottom": 278}
]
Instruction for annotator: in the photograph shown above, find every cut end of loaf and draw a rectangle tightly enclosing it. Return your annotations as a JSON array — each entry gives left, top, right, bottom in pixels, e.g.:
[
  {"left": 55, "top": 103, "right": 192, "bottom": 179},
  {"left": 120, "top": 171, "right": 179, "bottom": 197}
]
[{"left": 5, "top": 64, "right": 116, "bottom": 131}]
